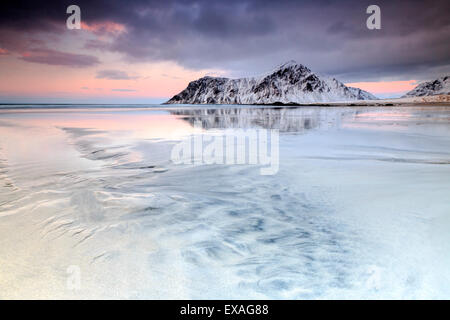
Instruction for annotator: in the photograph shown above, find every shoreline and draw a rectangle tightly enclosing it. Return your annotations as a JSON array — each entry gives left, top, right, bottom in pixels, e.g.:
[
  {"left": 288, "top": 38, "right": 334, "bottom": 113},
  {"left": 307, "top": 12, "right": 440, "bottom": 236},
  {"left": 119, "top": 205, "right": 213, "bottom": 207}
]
[
  {"left": 0, "top": 94, "right": 449, "bottom": 109},
  {"left": 162, "top": 94, "right": 450, "bottom": 107}
]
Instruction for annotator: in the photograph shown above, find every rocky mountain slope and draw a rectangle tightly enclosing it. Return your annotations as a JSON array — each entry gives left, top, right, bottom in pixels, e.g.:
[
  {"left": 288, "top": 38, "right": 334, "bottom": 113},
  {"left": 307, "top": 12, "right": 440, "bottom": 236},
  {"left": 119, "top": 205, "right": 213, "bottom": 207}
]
[
  {"left": 402, "top": 76, "right": 450, "bottom": 97},
  {"left": 165, "top": 61, "right": 377, "bottom": 104}
]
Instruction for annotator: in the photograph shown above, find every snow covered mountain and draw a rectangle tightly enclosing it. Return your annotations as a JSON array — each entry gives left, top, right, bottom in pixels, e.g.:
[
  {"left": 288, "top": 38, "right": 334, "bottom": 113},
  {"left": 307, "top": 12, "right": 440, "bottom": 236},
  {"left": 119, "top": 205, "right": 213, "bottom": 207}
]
[
  {"left": 165, "top": 61, "right": 377, "bottom": 104},
  {"left": 402, "top": 76, "right": 450, "bottom": 97},
  {"left": 347, "top": 87, "right": 378, "bottom": 100}
]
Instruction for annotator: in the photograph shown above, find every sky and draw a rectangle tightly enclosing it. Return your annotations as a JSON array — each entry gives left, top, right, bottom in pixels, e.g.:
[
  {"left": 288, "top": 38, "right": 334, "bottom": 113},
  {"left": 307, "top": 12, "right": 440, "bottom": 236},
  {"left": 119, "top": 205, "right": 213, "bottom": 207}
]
[{"left": 0, "top": 0, "right": 449, "bottom": 103}]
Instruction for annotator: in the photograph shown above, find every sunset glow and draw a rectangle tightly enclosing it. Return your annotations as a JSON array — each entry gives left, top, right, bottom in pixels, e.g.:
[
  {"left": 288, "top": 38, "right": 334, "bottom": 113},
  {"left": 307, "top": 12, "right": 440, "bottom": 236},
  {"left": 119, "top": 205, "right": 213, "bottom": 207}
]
[
  {"left": 0, "top": 0, "right": 448, "bottom": 103},
  {"left": 80, "top": 21, "right": 127, "bottom": 35},
  {"left": 1, "top": 0, "right": 449, "bottom": 302},
  {"left": 346, "top": 80, "right": 419, "bottom": 95}
]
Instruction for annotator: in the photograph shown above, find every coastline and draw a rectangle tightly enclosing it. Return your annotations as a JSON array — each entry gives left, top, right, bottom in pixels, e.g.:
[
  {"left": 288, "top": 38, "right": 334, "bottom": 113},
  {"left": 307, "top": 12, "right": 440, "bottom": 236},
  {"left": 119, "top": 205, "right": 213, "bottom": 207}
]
[{"left": 162, "top": 94, "right": 450, "bottom": 107}]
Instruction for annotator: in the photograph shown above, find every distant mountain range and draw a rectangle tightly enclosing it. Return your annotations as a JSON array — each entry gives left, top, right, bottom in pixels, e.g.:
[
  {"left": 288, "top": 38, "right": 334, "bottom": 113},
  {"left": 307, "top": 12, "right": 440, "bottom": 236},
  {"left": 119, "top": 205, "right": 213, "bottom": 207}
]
[
  {"left": 165, "top": 61, "right": 378, "bottom": 104},
  {"left": 402, "top": 76, "right": 450, "bottom": 97}
]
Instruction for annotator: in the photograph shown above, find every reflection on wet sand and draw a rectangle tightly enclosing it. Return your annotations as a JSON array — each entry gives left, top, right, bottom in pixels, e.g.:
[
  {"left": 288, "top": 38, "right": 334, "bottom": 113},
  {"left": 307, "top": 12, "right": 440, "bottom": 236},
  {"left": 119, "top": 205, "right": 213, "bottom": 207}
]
[
  {"left": 0, "top": 105, "right": 449, "bottom": 299},
  {"left": 171, "top": 105, "right": 450, "bottom": 133},
  {"left": 171, "top": 106, "right": 335, "bottom": 132}
]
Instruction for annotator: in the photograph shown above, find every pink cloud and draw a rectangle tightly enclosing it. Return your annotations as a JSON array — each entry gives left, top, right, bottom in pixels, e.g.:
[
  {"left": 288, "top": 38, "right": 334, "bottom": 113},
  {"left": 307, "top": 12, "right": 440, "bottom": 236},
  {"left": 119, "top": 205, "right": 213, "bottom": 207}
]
[
  {"left": 0, "top": 48, "right": 9, "bottom": 55},
  {"left": 81, "top": 21, "right": 126, "bottom": 35}
]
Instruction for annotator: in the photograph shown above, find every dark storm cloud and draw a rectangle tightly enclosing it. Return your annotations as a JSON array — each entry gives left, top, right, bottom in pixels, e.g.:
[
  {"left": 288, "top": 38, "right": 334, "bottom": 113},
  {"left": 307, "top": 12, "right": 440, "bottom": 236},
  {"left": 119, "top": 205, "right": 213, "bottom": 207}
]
[
  {"left": 0, "top": 0, "right": 449, "bottom": 81},
  {"left": 20, "top": 49, "right": 100, "bottom": 67}
]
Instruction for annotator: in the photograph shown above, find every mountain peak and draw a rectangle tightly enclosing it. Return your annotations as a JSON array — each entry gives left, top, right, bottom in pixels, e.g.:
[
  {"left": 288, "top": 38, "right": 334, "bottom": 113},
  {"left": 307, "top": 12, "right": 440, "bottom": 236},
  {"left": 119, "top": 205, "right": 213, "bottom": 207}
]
[
  {"left": 278, "top": 60, "right": 299, "bottom": 68},
  {"left": 273, "top": 60, "right": 308, "bottom": 71}
]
